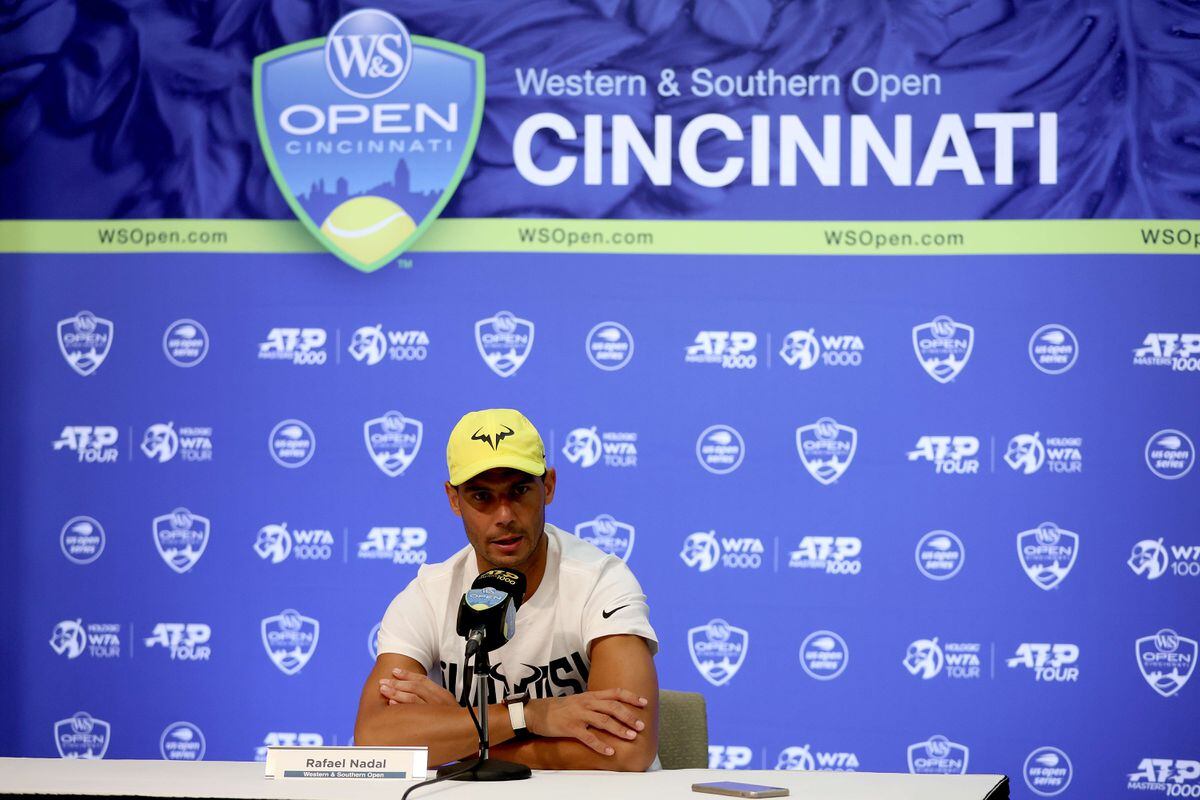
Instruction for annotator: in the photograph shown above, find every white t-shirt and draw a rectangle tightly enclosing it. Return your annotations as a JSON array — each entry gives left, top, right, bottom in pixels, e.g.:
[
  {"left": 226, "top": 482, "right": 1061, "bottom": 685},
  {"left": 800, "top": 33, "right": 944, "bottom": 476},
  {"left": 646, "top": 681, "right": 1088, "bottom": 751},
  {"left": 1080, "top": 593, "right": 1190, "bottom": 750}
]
[{"left": 378, "top": 524, "right": 658, "bottom": 706}]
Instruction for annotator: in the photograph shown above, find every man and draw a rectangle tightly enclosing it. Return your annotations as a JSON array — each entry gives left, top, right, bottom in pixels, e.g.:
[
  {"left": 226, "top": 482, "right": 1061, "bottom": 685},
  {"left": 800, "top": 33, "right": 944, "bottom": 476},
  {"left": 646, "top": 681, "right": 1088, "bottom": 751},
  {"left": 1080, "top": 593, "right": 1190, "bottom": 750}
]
[{"left": 354, "top": 408, "right": 659, "bottom": 771}]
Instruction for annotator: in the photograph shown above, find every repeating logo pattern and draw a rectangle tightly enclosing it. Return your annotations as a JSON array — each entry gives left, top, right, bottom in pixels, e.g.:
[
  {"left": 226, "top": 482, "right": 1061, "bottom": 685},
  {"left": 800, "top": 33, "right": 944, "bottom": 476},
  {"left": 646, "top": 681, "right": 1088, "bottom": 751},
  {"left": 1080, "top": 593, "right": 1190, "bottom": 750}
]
[
  {"left": 160, "top": 722, "right": 205, "bottom": 761},
  {"left": 1028, "top": 324, "right": 1078, "bottom": 374},
  {"left": 586, "top": 322, "right": 634, "bottom": 370},
  {"left": 1145, "top": 429, "right": 1195, "bottom": 479},
  {"left": 696, "top": 425, "right": 745, "bottom": 474},
  {"left": 262, "top": 609, "right": 320, "bottom": 675},
  {"left": 1016, "top": 522, "right": 1079, "bottom": 590},
  {"left": 1024, "top": 746, "right": 1073, "bottom": 796},
  {"left": 907, "top": 735, "right": 969, "bottom": 775},
  {"left": 574, "top": 515, "right": 635, "bottom": 561},
  {"left": 1136, "top": 629, "right": 1196, "bottom": 698},
  {"left": 915, "top": 530, "right": 965, "bottom": 580},
  {"left": 476, "top": 312, "right": 535, "bottom": 377},
  {"left": 799, "top": 630, "right": 848, "bottom": 680},
  {"left": 912, "top": 315, "right": 973, "bottom": 383},
  {"left": 163, "top": 320, "right": 209, "bottom": 367},
  {"left": 363, "top": 411, "right": 423, "bottom": 476},
  {"left": 796, "top": 418, "right": 856, "bottom": 484},
  {"left": 60, "top": 516, "right": 105, "bottom": 565},
  {"left": 58, "top": 311, "right": 114, "bottom": 376},
  {"left": 689, "top": 619, "right": 749, "bottom": 686},
  {"left": 152, "top": 508, "right": 210, "bottom": 574},
  {"left": 55, "top": 712, "right": 110, "bottom": 759},
  {"left": 269, "top": 420, "right": 316, "bottom": 468}
]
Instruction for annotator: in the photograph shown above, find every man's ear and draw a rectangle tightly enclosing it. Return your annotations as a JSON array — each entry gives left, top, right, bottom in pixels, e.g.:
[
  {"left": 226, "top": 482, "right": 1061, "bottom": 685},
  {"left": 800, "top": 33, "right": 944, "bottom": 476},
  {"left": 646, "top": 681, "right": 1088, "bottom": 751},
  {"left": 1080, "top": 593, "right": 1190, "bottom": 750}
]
[
  {"left": 542, "top": 467, "right": 556, "bottom": 505},
  {"left": 445, "top": 481, "right": 463, "bottom": 517}
]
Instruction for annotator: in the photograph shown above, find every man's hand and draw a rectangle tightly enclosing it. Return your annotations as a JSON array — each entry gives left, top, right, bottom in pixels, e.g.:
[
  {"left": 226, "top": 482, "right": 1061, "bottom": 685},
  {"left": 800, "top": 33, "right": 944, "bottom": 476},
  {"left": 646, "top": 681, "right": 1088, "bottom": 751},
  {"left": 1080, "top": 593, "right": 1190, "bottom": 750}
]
[
  {"left": 524, "top": 688, "right": 649, "bottom": 756},
  {"left": 378, "top": 667, "right": 458, "bottom": 707}
]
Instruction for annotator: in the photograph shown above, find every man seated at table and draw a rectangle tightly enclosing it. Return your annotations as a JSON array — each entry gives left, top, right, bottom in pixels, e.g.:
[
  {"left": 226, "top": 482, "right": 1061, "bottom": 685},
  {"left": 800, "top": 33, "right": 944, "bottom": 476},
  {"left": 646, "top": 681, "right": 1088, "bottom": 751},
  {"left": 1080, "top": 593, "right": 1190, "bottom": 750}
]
[{"left": 354, "top": 408, "right": 659, "bottom": 771}]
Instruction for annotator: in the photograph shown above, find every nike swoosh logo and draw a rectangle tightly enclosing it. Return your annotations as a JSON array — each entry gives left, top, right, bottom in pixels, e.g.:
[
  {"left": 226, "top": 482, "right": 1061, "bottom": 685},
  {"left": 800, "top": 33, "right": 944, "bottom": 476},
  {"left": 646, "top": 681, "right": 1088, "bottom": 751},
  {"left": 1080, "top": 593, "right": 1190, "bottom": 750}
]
[{"left": 602, "top": 605, "right": 629, "bottom": 619}]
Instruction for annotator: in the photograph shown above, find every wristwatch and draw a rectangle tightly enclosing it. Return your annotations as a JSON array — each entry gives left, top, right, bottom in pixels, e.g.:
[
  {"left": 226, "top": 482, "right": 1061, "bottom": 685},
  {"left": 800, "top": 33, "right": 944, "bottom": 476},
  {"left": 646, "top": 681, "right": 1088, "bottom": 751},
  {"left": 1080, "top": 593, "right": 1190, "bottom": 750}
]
[{"left": 505, "top": 693, "right": 530, "bottom": 738}]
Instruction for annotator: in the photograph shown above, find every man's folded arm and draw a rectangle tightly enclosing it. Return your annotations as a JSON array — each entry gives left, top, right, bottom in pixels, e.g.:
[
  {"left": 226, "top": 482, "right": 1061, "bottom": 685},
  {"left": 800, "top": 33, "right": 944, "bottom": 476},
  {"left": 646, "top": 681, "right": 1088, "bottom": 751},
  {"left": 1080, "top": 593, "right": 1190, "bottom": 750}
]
[
  {"left": 489, "top": 634, "right": 659, "bottom": 772},
  {"left": 354, "top": 652, "right": 520, "bottom": 766}
]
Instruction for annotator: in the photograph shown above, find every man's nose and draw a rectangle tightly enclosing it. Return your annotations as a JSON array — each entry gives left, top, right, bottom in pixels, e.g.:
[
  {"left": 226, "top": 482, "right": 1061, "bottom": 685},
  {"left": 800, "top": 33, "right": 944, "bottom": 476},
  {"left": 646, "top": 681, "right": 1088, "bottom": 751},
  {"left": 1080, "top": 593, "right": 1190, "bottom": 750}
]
[{"left": 493, "top": 497, "right": 515, "bottom": 524}]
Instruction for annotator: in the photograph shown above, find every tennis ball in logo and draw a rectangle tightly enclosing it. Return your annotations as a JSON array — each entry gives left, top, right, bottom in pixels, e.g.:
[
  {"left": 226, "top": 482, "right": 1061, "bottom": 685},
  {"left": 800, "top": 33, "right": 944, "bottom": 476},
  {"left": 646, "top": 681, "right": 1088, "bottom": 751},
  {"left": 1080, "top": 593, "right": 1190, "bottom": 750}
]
[{"left": 319, "top": 196, "right": 415, "bottom": 265}]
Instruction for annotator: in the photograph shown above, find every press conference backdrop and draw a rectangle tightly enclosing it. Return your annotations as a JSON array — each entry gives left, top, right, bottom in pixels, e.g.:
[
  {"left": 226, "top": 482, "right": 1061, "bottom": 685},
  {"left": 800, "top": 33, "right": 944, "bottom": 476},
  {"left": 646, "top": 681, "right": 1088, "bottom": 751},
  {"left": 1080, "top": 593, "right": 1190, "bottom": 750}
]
[{"left": 1, "top": 2, "right": 1198, "bottom": 799}]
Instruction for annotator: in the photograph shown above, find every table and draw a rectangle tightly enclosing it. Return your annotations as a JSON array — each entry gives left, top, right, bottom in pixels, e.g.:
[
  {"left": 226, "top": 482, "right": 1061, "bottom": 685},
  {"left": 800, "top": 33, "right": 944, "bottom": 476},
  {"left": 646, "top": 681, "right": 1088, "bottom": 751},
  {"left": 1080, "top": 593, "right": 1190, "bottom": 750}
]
[{"left": 0, "top": 758, "right": 1007, "bottom": 800}]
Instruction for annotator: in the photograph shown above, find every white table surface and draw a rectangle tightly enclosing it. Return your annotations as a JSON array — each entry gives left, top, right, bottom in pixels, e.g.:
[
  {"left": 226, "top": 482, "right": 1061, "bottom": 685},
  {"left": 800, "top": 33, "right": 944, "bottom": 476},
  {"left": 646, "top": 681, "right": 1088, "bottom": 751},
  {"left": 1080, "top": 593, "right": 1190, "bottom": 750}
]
[{"left": 0, "top": 758, "right": 1006, "bottom": 800}]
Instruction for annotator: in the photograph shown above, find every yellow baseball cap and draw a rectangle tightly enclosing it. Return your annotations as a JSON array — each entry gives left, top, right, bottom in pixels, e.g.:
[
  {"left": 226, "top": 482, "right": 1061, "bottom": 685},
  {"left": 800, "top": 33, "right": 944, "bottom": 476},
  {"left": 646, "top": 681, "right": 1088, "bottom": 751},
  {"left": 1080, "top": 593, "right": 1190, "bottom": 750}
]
[{"left": 446, "top": 409, "right": 547, "bottom": 486}]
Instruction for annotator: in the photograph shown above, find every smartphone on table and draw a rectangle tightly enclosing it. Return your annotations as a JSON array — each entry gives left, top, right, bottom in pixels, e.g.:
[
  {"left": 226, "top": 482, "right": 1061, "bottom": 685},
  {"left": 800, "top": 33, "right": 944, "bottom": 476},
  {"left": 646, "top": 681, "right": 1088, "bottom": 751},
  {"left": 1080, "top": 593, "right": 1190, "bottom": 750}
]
[{"left": 692, "top": 781, "right": 790, "bottom": 798}]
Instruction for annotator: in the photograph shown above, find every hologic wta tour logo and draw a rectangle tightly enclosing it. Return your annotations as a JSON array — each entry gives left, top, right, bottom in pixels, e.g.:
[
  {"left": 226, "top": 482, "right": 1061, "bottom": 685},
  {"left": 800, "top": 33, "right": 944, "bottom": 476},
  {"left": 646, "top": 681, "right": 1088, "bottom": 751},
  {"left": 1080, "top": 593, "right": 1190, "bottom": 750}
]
[{"left": 253, "top": 10, "right": 484, "bottom": 272}]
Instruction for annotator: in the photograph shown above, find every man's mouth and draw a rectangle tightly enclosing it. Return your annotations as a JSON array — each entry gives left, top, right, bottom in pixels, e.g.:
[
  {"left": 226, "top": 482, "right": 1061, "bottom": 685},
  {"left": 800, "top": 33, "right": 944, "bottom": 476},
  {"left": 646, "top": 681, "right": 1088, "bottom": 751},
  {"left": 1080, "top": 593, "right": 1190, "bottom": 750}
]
[{"left": 490, "top": 534, "right": 523, "bottom": 555}]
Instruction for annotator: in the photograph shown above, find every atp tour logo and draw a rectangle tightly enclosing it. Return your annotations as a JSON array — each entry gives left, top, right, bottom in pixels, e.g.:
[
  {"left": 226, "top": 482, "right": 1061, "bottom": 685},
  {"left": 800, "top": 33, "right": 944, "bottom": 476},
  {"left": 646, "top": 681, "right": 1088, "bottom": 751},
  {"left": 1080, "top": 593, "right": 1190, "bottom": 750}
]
[
  {"left": 258, "top": 328, "right": 328, "bottom": 365},
  {"left": 253, "top": 9, "right": 483, "bottom": 272},
  {"left": 685, "top": 331, "right": 758, "bottom": 369},
  {"left": 61, "top": 516, "right": 105, "bottom": 565},
  {"left": 1007, "top": 432, "right": 1084, "bottom": 474},
  {"left": 1017, "top": 522, "right": 1079, "bottom": 590},
  {"left": 1023, "top": 747, "right": 1073, "bottom": 797},
  {"left": 1136, "top": 628, "right": 1197, "bottom": 698},
  {"left": 144, "top": 623, "right": 212, "bottom": 661},
  {"left": 708, "top": 745, "right": 754, "bottom": 769},
  {"left": 364, "top": 411, "right": 423, "bottom": 476},
  {"left": 1145, "top": 429, "right": 1195, "bottom": 480},
  {"left": 269, "top": 419, "right": 315, "bottom": 468},
  {"left": 907, "top": 735, "right": 969, "bottom": 775},
  {"left": 586, "top": 322, "right": 634, "bottom": 371},
  {"left": 254, "top": 523, "right": 335, "bottom": 563},
  {"left": 903, "top": 638, "right": 981, "bottom": 680},
  {"left": 788, "top": 536, "right": 862, "bottom": 575},
  {"left": 357, "top": 526, "right": 429, "bottom": 565},
  {"left": 262, "top": 609, "right": 320, "bottom": 675},
  {"left": 680, "top": 530, "right": 764, "bottom": 571},
  {"left": 799, "top": 630, "right": 848, "bottom": 680},
  {"left": 1007, "top": 643, "right": 1080, "bottom": 682},
  {"left": 256, "top": 732, "right": 324, "bottom": 761},
  {"left": 915, "top": 530, "right": 965, "bottom": 580},
  {"left": 913, "top": 315, "right": 973, "bottom": 383},
  {"left": 1127, "top": 758, "right": 1200, "bottom": 795},
  {"left": 1133, "top": 333, "right": 1200, "bottom": 371},
  {"left": 574, "top": 515, "right": 635, "bottom": 561},
  {"left": 696, "top": 425, "right": 745, "bottom": 474},
  {"left": 55, "top": 712, "right": 110, "bottom": 759},
  {"left": 476, "top": 312, "right": 535, "bottom": 377},
  {"left": 562, "top": 427, "right": 638, "bottom": 469},
  {"left": 907, "top": 435, "right": 980, "bottom": 475},
  {"left": 796, "top": 418, "right": 856, "bottom": 485},
  {"left": 1129, "top": 538, "right": 1200, "bottom": 580},
  {"left": 58, "top": 311, "right": 113, "bottom": 376},
  {"left": 50, "top": 619, "right": 121, "bottom": 659},
  {"left": 779, "top": 329, "right": 864, "bottom": 370},
  {"left": 163, "top": 319, "right": 209, "bottom": 367},
  {"left": 1029, "top": 324, "right": 1078, "bottom": 374},
  {"left": 160, "top": 722, "right": 205, "bottom": 761},
  {"left": 53, "top": 425, "right": 119, "bottom": 464},
  {"left": 348, "top": 325, "right": 429, "bottom": 364},
  {"left": 689, "top": 619, "right": 749, "bottom": 686},
  {"left": 368, "top": 622, "right": 381, "bottom": 660},
  {"left": 152, "top": 508, "right": 210, "bottom": 573},
  {"left": 776, "top": 746, "right": 860, "bottom": 772},
  {"left": 141, "top": 422, "right": 214, "bottom": 463}
]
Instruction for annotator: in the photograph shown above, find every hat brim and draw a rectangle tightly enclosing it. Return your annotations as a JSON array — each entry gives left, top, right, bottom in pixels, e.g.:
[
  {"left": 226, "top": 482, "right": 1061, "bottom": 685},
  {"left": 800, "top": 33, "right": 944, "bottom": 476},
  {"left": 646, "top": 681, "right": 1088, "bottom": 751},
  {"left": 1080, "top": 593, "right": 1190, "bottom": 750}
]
[{"left": 449, "top": 454, "right": 547, "bottom": 486}]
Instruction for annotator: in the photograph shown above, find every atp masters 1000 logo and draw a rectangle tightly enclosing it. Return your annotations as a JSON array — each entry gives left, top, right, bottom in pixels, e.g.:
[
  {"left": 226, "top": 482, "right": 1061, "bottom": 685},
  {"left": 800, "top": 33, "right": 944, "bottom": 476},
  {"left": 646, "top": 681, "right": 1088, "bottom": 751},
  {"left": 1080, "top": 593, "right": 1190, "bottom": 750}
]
[{"left": 254, "top": 10, "right": 484, "bottom": 272}]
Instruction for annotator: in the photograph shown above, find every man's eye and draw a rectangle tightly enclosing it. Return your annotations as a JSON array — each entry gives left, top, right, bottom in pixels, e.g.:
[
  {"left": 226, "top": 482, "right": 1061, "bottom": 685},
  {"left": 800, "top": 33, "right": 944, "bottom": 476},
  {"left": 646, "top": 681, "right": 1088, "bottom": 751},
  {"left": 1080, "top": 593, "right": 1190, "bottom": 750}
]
[
  {"left": 513, "top": 485, "right": 530, "bottom": 496},
  {"left": 472, "top": 492, "right": 490, "bottom": 503}
]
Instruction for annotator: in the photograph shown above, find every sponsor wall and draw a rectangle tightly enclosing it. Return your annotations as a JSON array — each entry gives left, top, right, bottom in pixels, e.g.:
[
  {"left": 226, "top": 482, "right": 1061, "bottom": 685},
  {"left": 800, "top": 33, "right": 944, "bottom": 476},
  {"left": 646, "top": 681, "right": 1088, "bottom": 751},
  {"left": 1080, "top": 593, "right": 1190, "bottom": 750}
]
[{"left": 2, "top": 2, "right": 1199, "bottom": 798}]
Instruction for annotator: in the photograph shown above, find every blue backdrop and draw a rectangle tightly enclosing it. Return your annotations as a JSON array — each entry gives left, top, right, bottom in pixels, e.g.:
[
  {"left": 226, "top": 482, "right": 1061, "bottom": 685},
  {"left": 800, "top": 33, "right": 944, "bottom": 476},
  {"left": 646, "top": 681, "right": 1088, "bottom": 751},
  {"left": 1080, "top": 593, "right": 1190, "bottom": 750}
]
[{"left": 2, "top": 1, "right": 1199, "bottom": 798}]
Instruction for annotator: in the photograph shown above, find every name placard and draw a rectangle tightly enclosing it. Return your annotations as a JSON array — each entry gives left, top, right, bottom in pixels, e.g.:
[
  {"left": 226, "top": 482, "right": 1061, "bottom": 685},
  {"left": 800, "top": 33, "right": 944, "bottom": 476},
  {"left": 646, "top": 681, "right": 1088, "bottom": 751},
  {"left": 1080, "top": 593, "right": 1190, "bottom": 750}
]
[{"left": 264, "top": 746, "right": 428, "bottom": 780}]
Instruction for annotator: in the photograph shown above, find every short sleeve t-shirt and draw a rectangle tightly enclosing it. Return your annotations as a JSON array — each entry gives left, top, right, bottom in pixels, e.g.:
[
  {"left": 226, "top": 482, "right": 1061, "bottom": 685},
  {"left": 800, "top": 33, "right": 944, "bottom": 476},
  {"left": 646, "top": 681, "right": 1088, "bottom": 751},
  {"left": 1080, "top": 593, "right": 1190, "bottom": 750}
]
[{"left": 377, "top": 524, "right": 657, "bottom": 705}]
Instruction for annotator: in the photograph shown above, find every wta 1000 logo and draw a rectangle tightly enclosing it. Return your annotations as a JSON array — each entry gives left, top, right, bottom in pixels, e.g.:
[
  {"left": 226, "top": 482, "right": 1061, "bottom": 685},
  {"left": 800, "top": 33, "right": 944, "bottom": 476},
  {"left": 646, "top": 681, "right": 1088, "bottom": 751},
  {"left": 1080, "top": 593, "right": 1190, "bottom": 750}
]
[{"left": 253, "top": 10, "right": 484, "bottom": 272}]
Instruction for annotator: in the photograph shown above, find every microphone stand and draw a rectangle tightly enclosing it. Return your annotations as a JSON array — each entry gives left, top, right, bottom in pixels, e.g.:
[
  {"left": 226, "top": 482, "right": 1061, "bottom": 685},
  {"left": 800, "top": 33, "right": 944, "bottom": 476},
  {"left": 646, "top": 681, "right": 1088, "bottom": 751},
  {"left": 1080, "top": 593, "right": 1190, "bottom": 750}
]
[{"left": 436, "top": 640, "right": 531, "bottom": 781}]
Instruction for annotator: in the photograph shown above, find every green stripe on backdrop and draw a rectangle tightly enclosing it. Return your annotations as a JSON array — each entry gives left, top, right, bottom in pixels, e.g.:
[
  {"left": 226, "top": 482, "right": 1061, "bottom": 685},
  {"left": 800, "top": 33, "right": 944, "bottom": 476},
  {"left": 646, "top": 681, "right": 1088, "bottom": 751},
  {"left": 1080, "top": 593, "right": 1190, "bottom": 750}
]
[{"left": 1, "top": 219, "right": 1198, "bottom": 256}]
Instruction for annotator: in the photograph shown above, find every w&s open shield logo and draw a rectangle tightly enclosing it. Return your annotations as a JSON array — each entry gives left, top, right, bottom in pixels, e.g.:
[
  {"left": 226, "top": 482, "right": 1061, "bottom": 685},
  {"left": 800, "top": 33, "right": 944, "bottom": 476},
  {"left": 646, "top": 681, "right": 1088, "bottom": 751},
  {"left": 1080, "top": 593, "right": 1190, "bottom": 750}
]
[
  {"left": 261, "top": 609, "right": 320, "bottom": 675},
  {"left": 152, "top": 508, "right": 210, "bottom": 574},
  {"left": 1016, "top": 522, "right": 1078, "bottom": 590},
  {"left": 253, "top": 10, "right": 484, "bottom": 272},
  {"left": 58, "top": 311, "right": 113, "bottom": 376},
  {"left": 55, "top": 712, "right": 111, "bottom": 759},
  {"left": 913, "top": 315, "right": 974, "bottom": 383},
  {"left": 688, "top": 619, "right": 749, "bottom": 687},
  {"left": 475, "top": 311, "right": 535, "bottom": 377},
  {"left": 1136, "top": 628, "right": 1197, "bottom": 698},
  {"left": 796, "top": 417, "right": 857, "bottom": 485},
  {"left": 364, "top": 410, "right": 423, "bottom": 476}
]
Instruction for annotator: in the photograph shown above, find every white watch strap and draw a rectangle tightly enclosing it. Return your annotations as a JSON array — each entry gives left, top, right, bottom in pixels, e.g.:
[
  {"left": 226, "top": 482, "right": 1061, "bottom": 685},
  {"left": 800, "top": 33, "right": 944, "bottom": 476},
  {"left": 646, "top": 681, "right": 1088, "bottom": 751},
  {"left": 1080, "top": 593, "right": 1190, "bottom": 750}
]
[{"left": 507, "top": 698, "right": 527, "bottom": 734}]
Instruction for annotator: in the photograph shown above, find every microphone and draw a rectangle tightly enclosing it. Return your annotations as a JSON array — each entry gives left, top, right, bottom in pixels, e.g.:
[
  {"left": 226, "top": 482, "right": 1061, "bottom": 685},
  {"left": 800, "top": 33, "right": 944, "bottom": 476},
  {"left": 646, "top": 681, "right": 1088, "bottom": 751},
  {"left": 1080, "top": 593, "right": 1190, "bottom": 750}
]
[{"left": 456, "top": 568, "right": 526, "bottom": 656}]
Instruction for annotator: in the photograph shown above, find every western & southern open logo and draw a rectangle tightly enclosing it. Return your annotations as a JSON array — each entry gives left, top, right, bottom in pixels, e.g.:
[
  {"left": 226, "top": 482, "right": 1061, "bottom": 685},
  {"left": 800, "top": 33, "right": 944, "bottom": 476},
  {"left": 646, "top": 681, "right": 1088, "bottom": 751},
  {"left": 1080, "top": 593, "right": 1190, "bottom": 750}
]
[{"left": 254, "top": 10, "right": 483, "bottom": 272}]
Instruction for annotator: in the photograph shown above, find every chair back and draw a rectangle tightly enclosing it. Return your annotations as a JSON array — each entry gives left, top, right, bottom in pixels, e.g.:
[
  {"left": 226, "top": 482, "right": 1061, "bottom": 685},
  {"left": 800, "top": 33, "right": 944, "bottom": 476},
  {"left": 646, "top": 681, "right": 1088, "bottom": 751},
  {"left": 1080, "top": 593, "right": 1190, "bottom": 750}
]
[{"left": 657, "top": 689, "right": 708, "bottom": 769}]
